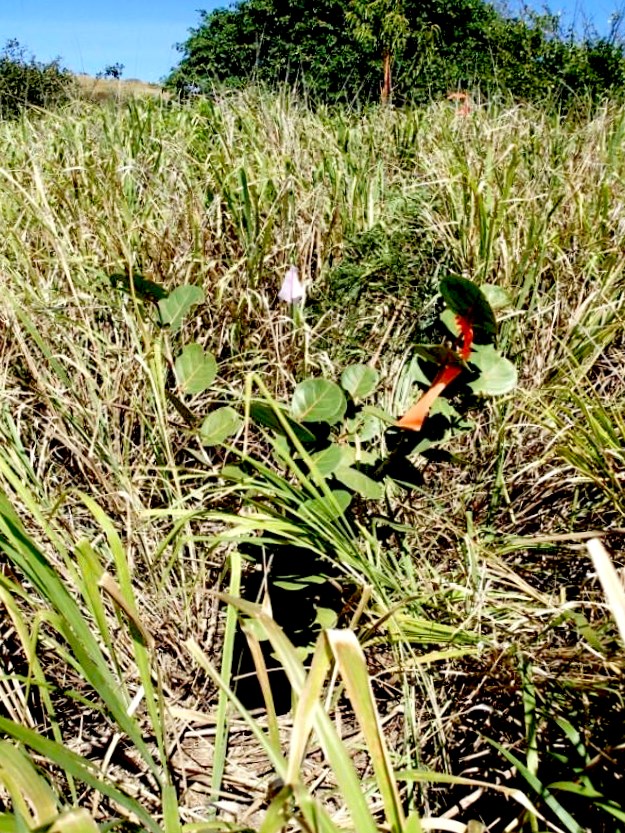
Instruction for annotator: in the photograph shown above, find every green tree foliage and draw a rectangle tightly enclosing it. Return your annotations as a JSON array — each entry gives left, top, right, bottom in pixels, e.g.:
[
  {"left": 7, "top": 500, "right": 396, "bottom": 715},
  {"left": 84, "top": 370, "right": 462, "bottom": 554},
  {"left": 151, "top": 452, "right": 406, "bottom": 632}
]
[
  {"left": 0, "top": 40, "right": 74, "bottom": 119},
  {"left": 397, "top": 3, "right": 625, "bottom": 104},
  {"left": 167, "top": 0, "right": 625, "bottom": 106},
  {"left": 346, "top": 0, "right": 409, "bottom": 101},
  {"left": 167, "top": 0, "right": 377, "bottom": 101}
]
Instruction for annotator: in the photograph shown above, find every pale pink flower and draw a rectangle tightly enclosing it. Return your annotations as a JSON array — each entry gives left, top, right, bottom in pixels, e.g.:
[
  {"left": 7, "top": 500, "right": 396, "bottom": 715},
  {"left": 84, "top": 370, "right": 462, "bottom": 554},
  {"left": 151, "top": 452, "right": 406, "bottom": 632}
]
[{"left": 278, "top": 265, "right": 305, "bottom": 303}]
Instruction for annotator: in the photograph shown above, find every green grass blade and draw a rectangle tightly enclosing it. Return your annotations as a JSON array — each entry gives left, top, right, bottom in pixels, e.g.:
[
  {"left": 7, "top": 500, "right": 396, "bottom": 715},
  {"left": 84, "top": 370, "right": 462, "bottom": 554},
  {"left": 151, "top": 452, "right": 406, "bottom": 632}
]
[
  {"left": 0, "top": 741, "right": 58, "bottom": 828},
  {"left": 326, "top": 629, "right": 406, "bottom": 833},
  {"left": 211, "top": 550, "right": 242, "bottom": 805},
  {"left": 487, "top": 740, "right": 584, "bottom": 833},
  {"left": 0, "top": 492, "right": 161, "bottom": 779},
  {"left": 218, "top": 595, "right": 379, "bottom": 833},
  {"left": 0, "top": 718, "right": 163, "bottom": 833}
]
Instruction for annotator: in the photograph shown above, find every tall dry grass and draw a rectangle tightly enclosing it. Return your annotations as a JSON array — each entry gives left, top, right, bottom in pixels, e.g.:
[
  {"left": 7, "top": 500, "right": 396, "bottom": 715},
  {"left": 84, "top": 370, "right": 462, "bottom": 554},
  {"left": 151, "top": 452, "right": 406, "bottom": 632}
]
[{"left": 0, "top": 88, "right": 623, "bottom": 832}]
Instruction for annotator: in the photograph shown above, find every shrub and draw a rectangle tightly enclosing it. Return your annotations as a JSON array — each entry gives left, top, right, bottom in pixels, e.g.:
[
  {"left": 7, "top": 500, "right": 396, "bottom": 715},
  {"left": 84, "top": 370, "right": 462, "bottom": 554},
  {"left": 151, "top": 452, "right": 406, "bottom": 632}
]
[{"left": 0, "top": 39, "right": 74, "bottom": 119}]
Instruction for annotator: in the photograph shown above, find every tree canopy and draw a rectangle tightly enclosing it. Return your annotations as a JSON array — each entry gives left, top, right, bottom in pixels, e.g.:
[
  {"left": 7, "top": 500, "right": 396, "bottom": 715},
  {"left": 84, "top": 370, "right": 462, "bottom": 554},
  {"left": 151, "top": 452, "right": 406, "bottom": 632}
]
[
  {"left": 167, "top": 0, "right": 625, "bottom": 106},
  {"left": 167, "top": 0, "right": 374, "bottom": 100}
]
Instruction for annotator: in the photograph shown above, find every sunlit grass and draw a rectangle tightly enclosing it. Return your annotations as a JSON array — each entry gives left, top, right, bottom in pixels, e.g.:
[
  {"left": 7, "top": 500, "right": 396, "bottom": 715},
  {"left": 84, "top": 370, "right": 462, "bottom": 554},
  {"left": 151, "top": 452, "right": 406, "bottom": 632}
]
[{"left": 0, "top": 88, "right": 623, "bottom": 832}]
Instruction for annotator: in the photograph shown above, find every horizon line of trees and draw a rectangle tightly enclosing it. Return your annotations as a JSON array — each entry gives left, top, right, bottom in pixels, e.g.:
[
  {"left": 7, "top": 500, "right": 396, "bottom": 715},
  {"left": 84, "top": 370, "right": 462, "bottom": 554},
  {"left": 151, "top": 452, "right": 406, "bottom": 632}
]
[
  {"left": 166, "top": 0, "right": 625, "bottom": 107},
  {"left": 3, "top": 0, "right": 625, "bottom": 120}
]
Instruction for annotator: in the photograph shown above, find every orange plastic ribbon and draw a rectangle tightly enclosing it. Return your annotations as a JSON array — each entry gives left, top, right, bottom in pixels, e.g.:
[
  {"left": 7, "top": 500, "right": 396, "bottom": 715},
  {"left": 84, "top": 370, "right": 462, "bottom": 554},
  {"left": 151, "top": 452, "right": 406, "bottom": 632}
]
[{"left": 397, "top": 315, "right": 473, "bottom": 432}]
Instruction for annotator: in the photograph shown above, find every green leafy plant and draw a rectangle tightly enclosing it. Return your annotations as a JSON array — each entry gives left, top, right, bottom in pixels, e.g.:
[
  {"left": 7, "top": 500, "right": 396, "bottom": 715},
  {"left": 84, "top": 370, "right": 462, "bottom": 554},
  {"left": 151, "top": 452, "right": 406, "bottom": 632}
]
[
  {"left": 2, "top": 87, "right": 623, "bottom": 833},
  {"left": 171, "top": 276, "right": 516, "bottom": 695},
  {"left": 0, "top": 488, "right": 175, "bottom": 833},
  {"left": 0, "top": 39, "right": 74, "bottom": 119},
  {"left": 110, "top": 272, "right": 227, "bottom": 407},
  {"left": 174, "top": 343, "right": 217, "bottom": 395},
  {"left": 246, "top": 275, "right": 516, "bottom": 502},
  {"left": 492, "top": 692, "right": 625, "bottom": 832}
]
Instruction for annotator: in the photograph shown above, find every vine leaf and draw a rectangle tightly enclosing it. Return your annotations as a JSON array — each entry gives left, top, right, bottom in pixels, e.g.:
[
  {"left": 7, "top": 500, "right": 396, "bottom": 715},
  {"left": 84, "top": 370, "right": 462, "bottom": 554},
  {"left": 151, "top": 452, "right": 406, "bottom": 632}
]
[
  {"left": 334, "top": 466, "right": 384, "bottom": 500},
  {"left": 341, "top": 364, "right": 379, "bottom": 400},
  {"left": 175, "top": 344, "right": 217, "bottom": 395},
  {"left": 311, "top": 444, "right": 343, "bottom": 476},
  {"left": 158, "top": 285, "right": 204, "bottom": 332},
  {"left": 291, "top": 379, "right": 347, "bottom": 425},
  {"left": 200, "top": 407, "right": 241, "bottom": 446},
  {"left": 249, "top": 402, "right": 316, "bottom": 443},
  {"left": 440, "top": 276, "right": 497, "bottom": 342},
  {"left": 469, "top": 344, "right": 517, "bottom": 395}
]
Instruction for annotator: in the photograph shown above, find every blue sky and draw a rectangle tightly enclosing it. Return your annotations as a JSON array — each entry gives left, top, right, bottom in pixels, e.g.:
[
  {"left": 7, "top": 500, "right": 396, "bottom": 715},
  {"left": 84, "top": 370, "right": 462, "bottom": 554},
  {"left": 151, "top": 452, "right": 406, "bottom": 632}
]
[
  {"left": 1, "top": 0, "right": 223, "bottom": 83},
  {"left": 1, "top": 0, "right": 623, "bottom": 84}
]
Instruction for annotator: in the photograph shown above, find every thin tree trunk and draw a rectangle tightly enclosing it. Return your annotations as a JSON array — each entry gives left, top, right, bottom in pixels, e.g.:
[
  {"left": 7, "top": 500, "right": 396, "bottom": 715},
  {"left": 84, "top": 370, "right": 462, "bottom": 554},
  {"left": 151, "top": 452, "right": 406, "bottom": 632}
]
[{"left": 381, "top": 49, "right": 392, "bottom": 104}]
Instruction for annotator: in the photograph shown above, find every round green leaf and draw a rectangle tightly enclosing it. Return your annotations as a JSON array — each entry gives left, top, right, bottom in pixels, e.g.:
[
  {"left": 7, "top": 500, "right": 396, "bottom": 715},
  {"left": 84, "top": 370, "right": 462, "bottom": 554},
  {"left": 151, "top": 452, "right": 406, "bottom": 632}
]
[
  {"left": 340, "top": 364, "right": 379, "bottom": 400},
  {"left": 314, "top": 607, "right": 338, "bottom": 629},
  {"left": 175, "top": 344, "right": 217, "bottom": 395},
  {"left": 358, "top": 413, "right": 384, "bottom": 442},
  {"left": 200, "top": 406, "right": 241, "bottom": 446},
  {"left": 158, "top": 284, "right": 205, "bottom": 332},
  {"left": 469, "top": 345, "right": 517, "bottom": 395},
  {"left": 440, "top": 275, "right": 497, "bottom": 340},
  {"left": 339, "top": 446, "right": 356, "bottom": 467},
  {"left": 334, "top": 466, "right": 384, "bottom": 500},
  {"left": 290, "top": 378, "right": 347, "bottom": 425},
  {"left": 479, "top": 284, "right": 512, "bottom": 311},
  {"left": 311, "top": 444, "right": 343, "bottom": 476}
]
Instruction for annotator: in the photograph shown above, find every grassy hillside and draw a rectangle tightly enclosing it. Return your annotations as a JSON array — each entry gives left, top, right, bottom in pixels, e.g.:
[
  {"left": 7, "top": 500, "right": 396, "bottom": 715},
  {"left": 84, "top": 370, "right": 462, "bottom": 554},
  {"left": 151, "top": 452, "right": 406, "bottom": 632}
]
[
  {"left": 73, "top": 72, "right": 166, "bottom": 102},
  {"left": 0, "top": 89, "right": 623, "bottom": 833}
]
